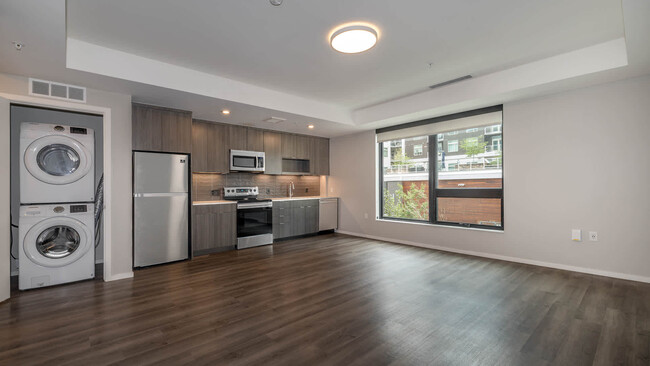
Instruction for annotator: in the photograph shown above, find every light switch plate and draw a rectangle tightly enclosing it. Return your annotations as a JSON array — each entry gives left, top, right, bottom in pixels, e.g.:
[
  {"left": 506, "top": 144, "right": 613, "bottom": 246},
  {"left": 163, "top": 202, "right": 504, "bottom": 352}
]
[{"left": 572, "top": 229, "right": 582, "bottom": 242}]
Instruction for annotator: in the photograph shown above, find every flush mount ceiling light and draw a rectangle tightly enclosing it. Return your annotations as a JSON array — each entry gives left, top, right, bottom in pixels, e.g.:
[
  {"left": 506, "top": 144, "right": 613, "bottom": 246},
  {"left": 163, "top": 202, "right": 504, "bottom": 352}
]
[
  {"left": 221, "top": 109, "right": 230, "bottom": 115},
  {"left": 308, "top": 124, "right": 315, "bottom": 129},
  {"left": 330, "top": 25, "right": 378, "bottom": 54}
]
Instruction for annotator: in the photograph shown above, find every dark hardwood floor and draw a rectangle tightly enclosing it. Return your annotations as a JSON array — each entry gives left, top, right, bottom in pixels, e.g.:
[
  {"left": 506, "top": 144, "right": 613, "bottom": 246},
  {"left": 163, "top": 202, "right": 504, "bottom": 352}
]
[{"left": 1, "top": 234, "right": 649, "bottom": 365}]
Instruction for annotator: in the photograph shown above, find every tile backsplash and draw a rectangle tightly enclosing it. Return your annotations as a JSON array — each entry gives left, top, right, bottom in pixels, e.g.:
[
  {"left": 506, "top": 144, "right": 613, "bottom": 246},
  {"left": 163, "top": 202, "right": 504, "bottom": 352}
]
[{"left": 193, "top": 173, "right": 320, "bottom": 201}]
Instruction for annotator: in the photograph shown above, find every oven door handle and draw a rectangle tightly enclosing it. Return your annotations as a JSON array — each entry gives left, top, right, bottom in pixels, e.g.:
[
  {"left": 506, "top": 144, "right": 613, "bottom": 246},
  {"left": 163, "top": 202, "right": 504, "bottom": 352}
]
[{"left": 237, "top": 203, "right": 273, "bottom": 209}]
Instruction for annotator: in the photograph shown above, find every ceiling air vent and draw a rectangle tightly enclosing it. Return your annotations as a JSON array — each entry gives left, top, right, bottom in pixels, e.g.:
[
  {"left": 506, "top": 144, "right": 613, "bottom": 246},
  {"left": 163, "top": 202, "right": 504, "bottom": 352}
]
[
  {"left": 264, "top": 117, "right": 286, "bottom": 124},
  {"left": 29, "top": 78, "right": 87, "bottom": 103},
  {"left": 429, "top": 75, "right": 472, "bottom": 89}
]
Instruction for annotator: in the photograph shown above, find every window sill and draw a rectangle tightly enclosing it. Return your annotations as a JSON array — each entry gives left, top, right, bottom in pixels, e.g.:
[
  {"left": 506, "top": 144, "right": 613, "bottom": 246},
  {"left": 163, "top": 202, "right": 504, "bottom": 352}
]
[{"left": 375, "top": 218, "right": 504, "bottom": 233}]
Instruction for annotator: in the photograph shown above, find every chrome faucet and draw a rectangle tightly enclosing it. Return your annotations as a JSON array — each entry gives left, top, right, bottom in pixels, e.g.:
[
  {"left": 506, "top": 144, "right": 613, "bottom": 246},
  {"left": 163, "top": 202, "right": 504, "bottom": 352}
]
[{"left": 289, "top": 181, "right": 295, "bottom": 198}]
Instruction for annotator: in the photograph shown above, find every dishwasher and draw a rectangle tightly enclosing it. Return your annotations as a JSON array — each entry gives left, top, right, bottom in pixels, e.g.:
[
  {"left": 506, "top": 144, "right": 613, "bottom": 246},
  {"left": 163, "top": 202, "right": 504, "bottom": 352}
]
[{"left": 318, "top": 197, "right": 338, "bottom": 231}]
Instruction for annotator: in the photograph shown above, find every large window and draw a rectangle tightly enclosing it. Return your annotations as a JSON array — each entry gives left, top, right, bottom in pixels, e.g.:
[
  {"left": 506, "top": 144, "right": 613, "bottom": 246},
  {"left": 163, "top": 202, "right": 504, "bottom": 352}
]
[
  {"left": 378, "top": 106, "right": 503, "bottom": 229},
  {"left": 380, "top": 137, "right": 429, "bottom": 221}
]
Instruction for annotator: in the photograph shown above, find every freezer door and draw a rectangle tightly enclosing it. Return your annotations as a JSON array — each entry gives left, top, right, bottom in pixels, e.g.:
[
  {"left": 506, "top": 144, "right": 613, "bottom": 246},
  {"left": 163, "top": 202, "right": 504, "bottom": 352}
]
[
  {"left": 134, "top": 152, "right": 188, "bottom": 193},
  {"left": 134, "top": 193, "right": 189, "bottom": 267}
]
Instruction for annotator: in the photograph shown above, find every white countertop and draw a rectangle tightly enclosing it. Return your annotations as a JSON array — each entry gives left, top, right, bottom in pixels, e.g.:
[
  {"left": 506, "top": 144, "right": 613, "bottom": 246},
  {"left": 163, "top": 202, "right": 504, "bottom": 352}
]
[
  {"left": 192, "top": 196, "right": 337, "bottom": 205},
  {"left": 270, "top": 196, "right": 330, "bottom": 201},
  {"left": 192, "top": 200, "right": 235, "bottom": 206}
]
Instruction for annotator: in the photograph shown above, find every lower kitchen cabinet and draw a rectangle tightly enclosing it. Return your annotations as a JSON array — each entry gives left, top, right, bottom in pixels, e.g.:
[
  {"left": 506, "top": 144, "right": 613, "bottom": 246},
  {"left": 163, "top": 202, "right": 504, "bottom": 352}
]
[
  {"left": 273, "top": 199, "right": 319, "bottom": 240},
  {"left": 304, "top": 199, "right": 319, "bottom": 233},
  {"left": 272, "top": 201, "right": 292, "bottom": 239},
  {"left": 291, "top": 202, "right": 306, "bottom": 237},
  {"left": 192, "top": 204, "right": 236, "bottom": 256}
]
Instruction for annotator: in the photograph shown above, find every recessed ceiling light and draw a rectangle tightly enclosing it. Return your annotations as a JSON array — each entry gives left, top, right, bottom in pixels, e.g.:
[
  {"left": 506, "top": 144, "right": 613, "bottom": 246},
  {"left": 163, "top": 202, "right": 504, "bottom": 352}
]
[
  {"left": 221, "top": 109, "right": 230, "bottom": 115},
  {"left": 330, "top": 25, "right": 378, "bottom": 54},
  {"left": 308, "top": 124, "right": 315, "bottom": 129}
]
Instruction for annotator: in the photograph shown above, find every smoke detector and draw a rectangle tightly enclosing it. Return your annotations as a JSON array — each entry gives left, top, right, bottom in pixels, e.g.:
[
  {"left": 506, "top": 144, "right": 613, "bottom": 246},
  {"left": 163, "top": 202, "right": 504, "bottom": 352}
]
[{"left": 270, "top": 0, "right": 282, "bottom": 6}]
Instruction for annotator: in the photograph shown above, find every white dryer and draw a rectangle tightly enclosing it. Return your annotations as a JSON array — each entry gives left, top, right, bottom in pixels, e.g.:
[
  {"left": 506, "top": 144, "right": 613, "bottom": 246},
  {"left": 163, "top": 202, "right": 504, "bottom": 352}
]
[
  {"left": 19, "top": 203, "right": 95, "bottom": 290},
  {"left": 20, "top": 122, "right": 94, "bottom": 204}
]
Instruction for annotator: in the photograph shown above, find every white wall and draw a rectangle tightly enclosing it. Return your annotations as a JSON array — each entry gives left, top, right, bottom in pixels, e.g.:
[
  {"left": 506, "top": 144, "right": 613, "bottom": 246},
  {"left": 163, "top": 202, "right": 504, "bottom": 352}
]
[
  {"left": 330, "top": 75, "right": 650, "bottom": 281},
  {"left": 0, "top": 72, "right": 133, "bottom": 281}
]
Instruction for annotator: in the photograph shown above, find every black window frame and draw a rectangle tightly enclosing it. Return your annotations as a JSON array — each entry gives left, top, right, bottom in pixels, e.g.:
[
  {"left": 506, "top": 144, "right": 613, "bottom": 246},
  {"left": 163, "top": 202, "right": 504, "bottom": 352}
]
[{"left": 377, "top": 105, "right": 504, "bottom": 231}]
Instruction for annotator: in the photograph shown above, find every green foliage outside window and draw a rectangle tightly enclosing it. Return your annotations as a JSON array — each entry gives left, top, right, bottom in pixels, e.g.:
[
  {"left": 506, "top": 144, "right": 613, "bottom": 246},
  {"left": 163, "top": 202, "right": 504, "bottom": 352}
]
[
  {"left": 383, "top": 183, "right": 429, "bottom": 220},
  {"left": 460, "top": 137, "right": 487, "bottom": 158},
  {"left": 390, "top": 148, "right": 411, "bottom": 166}
]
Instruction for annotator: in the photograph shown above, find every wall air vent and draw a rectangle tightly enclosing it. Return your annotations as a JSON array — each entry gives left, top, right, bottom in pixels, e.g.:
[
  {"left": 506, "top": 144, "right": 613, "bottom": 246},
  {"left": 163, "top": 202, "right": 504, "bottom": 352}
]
[
  {"left": 264, "top": 117, "right": 286, "bottom": 124},
  {"left": 429, "top": 75, "right": 472, "bottom": 89},
  {"left": 28, "top": 78, "right": 86, "bottom": 103}
]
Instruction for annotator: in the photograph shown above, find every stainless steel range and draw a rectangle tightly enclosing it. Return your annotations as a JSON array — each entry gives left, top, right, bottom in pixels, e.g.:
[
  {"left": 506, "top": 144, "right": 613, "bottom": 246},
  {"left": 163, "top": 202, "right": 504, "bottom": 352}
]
[{"left": 224, "top": 186, "right": 273, "bottom": 249}]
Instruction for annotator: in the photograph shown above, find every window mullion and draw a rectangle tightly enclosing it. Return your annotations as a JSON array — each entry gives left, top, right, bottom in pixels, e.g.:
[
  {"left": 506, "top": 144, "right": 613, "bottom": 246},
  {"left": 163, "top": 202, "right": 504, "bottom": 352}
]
[{"left": 429, "top": 134, "right": 437, "bottom": 224}]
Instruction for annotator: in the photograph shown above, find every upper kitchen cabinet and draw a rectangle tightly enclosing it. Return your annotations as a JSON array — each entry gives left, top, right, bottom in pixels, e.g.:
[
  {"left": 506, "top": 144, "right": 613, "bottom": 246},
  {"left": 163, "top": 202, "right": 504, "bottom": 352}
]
[
  {"left": 263, "top": 131, "right": 282, "bottom": 175},
  {"left": 132, "top": 103, "right": 192, "bottom": 153},
  {"left": 246, "top": 128, "right": 264, "bottom": 151},
  {"left": 311, "top": 137, "right": 330, "bottom": 176},
  {"left": 281, "top": 133, "right": 296, "bottom": 159},
  {"left": 226, "top": 125, "right": 264, "bottom": 151},
  {"left": 227, "top": 125, "right": 247, "bottom": 151},
  {"left": 192, "top": 120, "right": 228, "bottom": 173},
  {"left": 281, "top": 133, "right": 310, "bottom": 160},
  {"left": 295, "top": 135, "right": 311, "bottom": 160}
]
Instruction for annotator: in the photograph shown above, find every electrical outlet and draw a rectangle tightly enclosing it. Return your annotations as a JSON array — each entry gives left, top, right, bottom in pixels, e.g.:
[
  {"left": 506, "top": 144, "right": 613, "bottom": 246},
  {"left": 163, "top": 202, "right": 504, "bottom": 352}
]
[{"left": 589, "top": 231, "right": 598, "bottom": 241}]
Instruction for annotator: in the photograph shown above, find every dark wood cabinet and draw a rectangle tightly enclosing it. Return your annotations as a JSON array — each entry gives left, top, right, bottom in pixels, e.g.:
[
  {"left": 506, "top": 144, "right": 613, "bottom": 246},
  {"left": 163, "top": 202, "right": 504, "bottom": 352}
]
[
  {"left": 227, "top": 125, "right": 248, "bottom": 151},
  {"left": 295, "top": 135, "right": 311, "bottom": 160},
  {"left": 192, "top": 120, "right": 228, "bottom": 173},
  {"left": 281, "top": 133, "right": 296, "bottom": 159},
  {"left": 192, "top": 204, "right": 236, "bottom": 256},
  {"left": 272, "top": 201, "right": 292, "bottom": 239},
  {"left": 304, "top": 199, "right": 319, "bottom": 233},
  {"left": 311, "top": 137, "right": 330, "bottom": 175},
  {"left": 246, "top": 128, "right": 264, "bottom": 151},
  {"left": 291, "top": 201, "right": 307, "bottom": 237},
  {"left": 263, "top": 131, "right": 282, "bottom": 175},
  {"left": 132, "top": 103, "right": 192, "bottom": 153},
  {"left": 274, "top": 199, "right": 319, "bottom": 238},
  {"left": 190, "top": 120, "right": 330, "bottom": 175}
]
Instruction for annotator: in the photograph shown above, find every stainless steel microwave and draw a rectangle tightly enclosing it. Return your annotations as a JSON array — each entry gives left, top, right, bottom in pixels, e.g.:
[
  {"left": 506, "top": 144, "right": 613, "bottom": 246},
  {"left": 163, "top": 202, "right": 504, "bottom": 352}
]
[{"left": 230, "top": 150, "right": 265, "bottom": 172}]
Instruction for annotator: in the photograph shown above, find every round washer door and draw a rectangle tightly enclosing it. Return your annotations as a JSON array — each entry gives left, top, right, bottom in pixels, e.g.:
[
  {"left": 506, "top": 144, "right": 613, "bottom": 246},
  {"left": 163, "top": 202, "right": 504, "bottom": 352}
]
[
  {"left": 23, "top": 217, "right": 91, "bottom": 268},
  {"left": 24, "top": 135, "right": 92, "bottom": 185}
]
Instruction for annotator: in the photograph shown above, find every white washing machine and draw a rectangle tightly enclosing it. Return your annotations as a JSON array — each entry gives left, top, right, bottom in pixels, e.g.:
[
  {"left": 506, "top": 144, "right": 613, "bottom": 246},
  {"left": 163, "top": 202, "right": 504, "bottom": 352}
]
[
  {"left": 19, "top": 203, "right": 95, "bottom": 290},
  {"left": 20, "top": 122, "right": 94, "bottom": 204}
]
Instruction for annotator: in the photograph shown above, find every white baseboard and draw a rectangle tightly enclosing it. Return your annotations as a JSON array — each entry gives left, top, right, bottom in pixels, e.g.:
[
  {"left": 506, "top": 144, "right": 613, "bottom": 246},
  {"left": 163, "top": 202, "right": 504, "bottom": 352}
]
[
  {"left": 104, "top": 271, "right": 134, "bottom": 282},
  {"left": 336, "top": 230, "right": 650, "bottom": 284}
]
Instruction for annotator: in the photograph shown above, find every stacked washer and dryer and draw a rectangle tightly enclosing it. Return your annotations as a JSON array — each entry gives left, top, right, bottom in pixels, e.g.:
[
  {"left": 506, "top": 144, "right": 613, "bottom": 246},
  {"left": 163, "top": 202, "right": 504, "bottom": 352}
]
[{"left": 18, "top": 123, "right": 96, "bottom": 290}]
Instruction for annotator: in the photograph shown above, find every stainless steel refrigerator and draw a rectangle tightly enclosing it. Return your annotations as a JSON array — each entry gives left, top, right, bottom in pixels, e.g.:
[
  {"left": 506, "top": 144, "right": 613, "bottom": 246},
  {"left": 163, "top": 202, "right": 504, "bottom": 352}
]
[{"left": 133, "top": 152, "right": 189, "bottom": 267}]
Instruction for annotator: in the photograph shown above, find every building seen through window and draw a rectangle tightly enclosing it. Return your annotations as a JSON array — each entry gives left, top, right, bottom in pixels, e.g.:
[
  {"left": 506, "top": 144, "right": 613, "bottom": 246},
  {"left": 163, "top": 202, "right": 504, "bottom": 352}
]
[{"left": 380, "top": 120, "right": 502, "bottom": 227}]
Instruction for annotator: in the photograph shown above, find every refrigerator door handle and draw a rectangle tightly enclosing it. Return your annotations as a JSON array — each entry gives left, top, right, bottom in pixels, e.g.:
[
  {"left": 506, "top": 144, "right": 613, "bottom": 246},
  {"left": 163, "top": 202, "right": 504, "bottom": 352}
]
[{"left": 134, "top": 193, "right": 189, "bottom": 198}]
